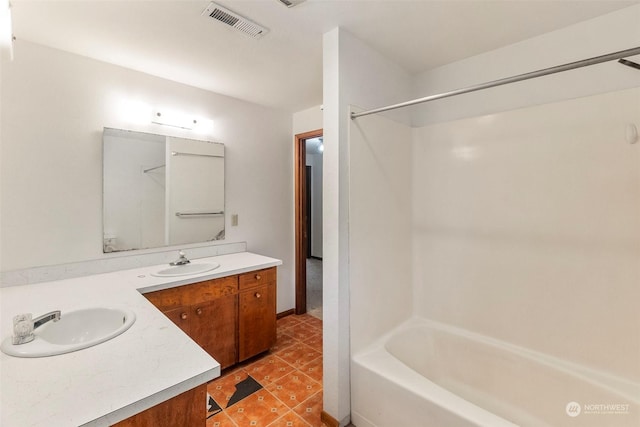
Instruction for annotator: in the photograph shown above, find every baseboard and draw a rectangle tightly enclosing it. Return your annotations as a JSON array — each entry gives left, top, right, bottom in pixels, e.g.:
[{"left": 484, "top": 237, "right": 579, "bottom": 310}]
[
  {"left": 351, "top": 410, "right": 373, "bottom": 426},
  {"left": 276, "top": 309, "right": 295, "bottom": 319},
  {"left": 321, "top": 410, "right": 340, "bottom": 427}
]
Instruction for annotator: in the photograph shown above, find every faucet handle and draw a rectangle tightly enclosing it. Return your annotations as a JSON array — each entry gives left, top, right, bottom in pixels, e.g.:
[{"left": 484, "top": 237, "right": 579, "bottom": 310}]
[
  {"left": 12, "top": 314, "right": 35, "bottom": 345},
  {"left": 169, "top": 250, "right": 190, "bottom": 266}
]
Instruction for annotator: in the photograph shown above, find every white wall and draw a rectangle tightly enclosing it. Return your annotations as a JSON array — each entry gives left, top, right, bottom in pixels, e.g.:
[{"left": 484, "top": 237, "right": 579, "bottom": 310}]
[
  {"left": 349, "top": 113, "right": 412, "bottom": 354},
  {"left": 0, "top": 49, "right": 5, "bottom": 273},
  {"left": 293, "top": 105, "right": 323, "bottom": 135},
  {"left": 412, "top": 4, "right": 640, "bottom": 126},
  {"left": 1, "top": 40, "right": 295, "bottom": 313},
  {"left": 413, "top": 87, "right": 640, "bottom": 383},
  {"left": 305, "top": 152, "right": 323, "bottom": 258},
  {"left": 323, "top": 27, "right": 413, "bottom": 425}
]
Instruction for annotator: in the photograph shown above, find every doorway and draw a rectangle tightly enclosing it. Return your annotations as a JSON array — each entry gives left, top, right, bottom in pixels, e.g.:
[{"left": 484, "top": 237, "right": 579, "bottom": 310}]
[{"left": 295, "top": 129, "right": 323, "bottom": 317}]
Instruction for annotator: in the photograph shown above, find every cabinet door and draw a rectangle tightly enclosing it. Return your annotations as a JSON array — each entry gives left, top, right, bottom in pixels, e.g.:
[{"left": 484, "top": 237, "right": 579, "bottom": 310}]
[
  {"left": 238, "top": 283, "right": 276, "bottom": 362},
  {"left": 163, "top": 306, "right": 191, "bottom": 336},
  {"left": 191, "top": 294, "right": 237, "bottom": 369}
]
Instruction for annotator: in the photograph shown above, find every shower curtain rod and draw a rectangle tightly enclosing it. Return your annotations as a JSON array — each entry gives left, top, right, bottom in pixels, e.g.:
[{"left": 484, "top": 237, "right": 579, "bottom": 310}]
[{"left": 350, "top": 46, "right": 640, "bottom": 119}]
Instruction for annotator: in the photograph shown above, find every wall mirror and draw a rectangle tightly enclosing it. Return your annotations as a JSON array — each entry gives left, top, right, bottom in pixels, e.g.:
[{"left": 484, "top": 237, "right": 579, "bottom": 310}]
[{"left": 103, "top": 128, "right": 225, "bottom": 253}]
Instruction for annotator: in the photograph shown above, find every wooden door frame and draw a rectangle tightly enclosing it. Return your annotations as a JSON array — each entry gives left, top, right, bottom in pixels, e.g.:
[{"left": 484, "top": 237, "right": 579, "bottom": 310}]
[
  {"left": 306, "top": 166, "right": 312, "bottom": 259},
  {"left": 295, "top": 129, "right": 323, "bottom": 315}
]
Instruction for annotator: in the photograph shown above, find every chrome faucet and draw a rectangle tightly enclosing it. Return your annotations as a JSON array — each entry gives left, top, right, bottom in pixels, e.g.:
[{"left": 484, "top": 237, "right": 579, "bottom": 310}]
[
  {"left": 33, "top": 311, "right": 62, "bottom": 329},
  {"left": 12, "top": 310, "right": 61, "bottom": 345},
  {"left": 169, "top": 250, "right": 191, "bottom": 266}
]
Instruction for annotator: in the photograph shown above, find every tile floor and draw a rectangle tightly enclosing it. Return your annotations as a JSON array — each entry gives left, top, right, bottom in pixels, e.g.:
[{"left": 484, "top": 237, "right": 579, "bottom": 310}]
[{"left": 206, "top": 313, "right": 327, "bottom": 427}]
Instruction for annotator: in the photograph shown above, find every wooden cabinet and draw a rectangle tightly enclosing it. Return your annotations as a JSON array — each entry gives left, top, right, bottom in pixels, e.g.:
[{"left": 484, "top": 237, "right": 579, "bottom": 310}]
[
  {"left": 190, "top": 295, "right": 237, "bottom": 369},
  {"left": 144, "top": 267, "right": 277, "bottom": 369},
  {"left": 238, "top": 269, "right": 277, "bottom": 361},
  {"left": 144, "top": 276, "right": 238, "bottom": 369},
  {"left": 162, "top": 307, "right": 191, "bottom": 335},
  {"left": 112, "top": 384, "right": 206, "bottom": 427}
]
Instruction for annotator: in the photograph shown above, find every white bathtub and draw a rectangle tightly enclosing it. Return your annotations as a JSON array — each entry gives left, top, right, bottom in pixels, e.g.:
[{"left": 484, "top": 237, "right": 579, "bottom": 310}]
[{"left": 351, "top": 318, "right": 639, "bottom": 427}]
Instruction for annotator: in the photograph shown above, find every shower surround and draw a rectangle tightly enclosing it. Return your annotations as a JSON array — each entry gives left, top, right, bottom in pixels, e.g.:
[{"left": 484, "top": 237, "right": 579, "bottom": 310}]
[{"left": 348, "top": 88, "right": 640, "bottom": 426}]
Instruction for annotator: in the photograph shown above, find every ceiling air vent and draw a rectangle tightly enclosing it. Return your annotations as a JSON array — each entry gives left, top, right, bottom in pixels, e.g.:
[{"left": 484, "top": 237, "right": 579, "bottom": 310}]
[
  {"left": 276, "top": 0, "right": 307, "bottom": 7},
  {"left": 202, "top": 2, "right": 269, "bottom": 39}
]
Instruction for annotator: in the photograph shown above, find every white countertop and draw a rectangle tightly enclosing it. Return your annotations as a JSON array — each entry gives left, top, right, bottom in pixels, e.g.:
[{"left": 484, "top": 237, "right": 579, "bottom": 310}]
[{"left": 0, "top": 251, "right": 282, "bottom": 427}]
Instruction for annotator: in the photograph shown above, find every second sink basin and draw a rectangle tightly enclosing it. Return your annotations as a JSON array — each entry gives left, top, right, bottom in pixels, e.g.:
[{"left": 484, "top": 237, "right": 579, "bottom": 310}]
[
  {"left": 1, "top": 307, "right": 136, "bottom": 358},
  {"left": 151, "top": 262, "right": 220, "bottom": 277}
]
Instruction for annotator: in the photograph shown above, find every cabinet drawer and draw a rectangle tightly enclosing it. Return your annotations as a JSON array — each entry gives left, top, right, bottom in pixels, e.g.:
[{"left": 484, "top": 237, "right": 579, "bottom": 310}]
[
  {"left": 238, "top": 267, "right": 276, "bottom": 290},
  {"left": 144, "top": 275, "right": 238, "bottom": 310}
]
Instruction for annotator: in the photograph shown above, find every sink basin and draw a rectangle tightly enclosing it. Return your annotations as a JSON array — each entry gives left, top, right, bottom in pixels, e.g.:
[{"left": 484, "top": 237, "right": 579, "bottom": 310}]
[
  {"left": 1, "top": 307, "right": 136, "bottom": 358},
  {"left": 151, "top": 262, "right": 220, "bottom": 277}
]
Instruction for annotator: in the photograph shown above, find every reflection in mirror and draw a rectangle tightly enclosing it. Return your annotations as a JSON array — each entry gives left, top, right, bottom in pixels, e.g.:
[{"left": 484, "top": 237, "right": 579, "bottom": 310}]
[{"left": 103, "top": 128, "right": 224, "bottom": 253}]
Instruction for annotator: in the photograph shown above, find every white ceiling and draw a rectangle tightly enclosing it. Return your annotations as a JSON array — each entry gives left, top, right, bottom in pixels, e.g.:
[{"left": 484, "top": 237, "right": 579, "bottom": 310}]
[{"left": 10, "top": 0, "right": 638, "bottom": 112}]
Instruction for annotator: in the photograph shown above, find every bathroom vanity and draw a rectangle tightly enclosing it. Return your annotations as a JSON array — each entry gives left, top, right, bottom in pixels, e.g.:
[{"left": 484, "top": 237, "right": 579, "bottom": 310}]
[
  {"left": 142, "top": 267, "right": 277, "bottom": 369},
  {"left": 114, "top": 266, "right": 277, "bottom": 426},
  {"left": 0, "top": 251, "right": 281, "bottom": 427}
]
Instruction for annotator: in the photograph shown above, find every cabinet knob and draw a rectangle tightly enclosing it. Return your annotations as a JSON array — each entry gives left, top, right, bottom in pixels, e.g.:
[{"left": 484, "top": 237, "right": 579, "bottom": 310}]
[
  {"left": 196, "top": 308, "right": 203, "bottom": 315},
  {"left": 180, "top": 312, "right": 188, "bottom": 320},
  {"left": 255, "top": 292, "right": 262, "bottom": 299},
  {"left": 255, "top": 274, "right": 261, "bottom": 280}
]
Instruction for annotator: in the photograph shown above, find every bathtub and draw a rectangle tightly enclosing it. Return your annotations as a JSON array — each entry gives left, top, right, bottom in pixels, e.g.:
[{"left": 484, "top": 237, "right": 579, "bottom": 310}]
[{"left": 351, "top": 318, "right": 639, "bottom": 427}]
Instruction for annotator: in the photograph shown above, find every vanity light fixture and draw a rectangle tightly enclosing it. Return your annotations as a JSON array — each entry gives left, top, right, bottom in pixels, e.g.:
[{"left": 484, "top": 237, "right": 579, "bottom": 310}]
[
  {"left": 0, "top": 0, "right": 14, "bottom": 61},
  {"left": 151, "top": 109, "right": 214, "bottom": 133},
  {"left": 151, "top": 109, "right": 213, "bottom": 134},
  {"left": 152, "top": 110, "right": 197, "bottom": 130}
]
